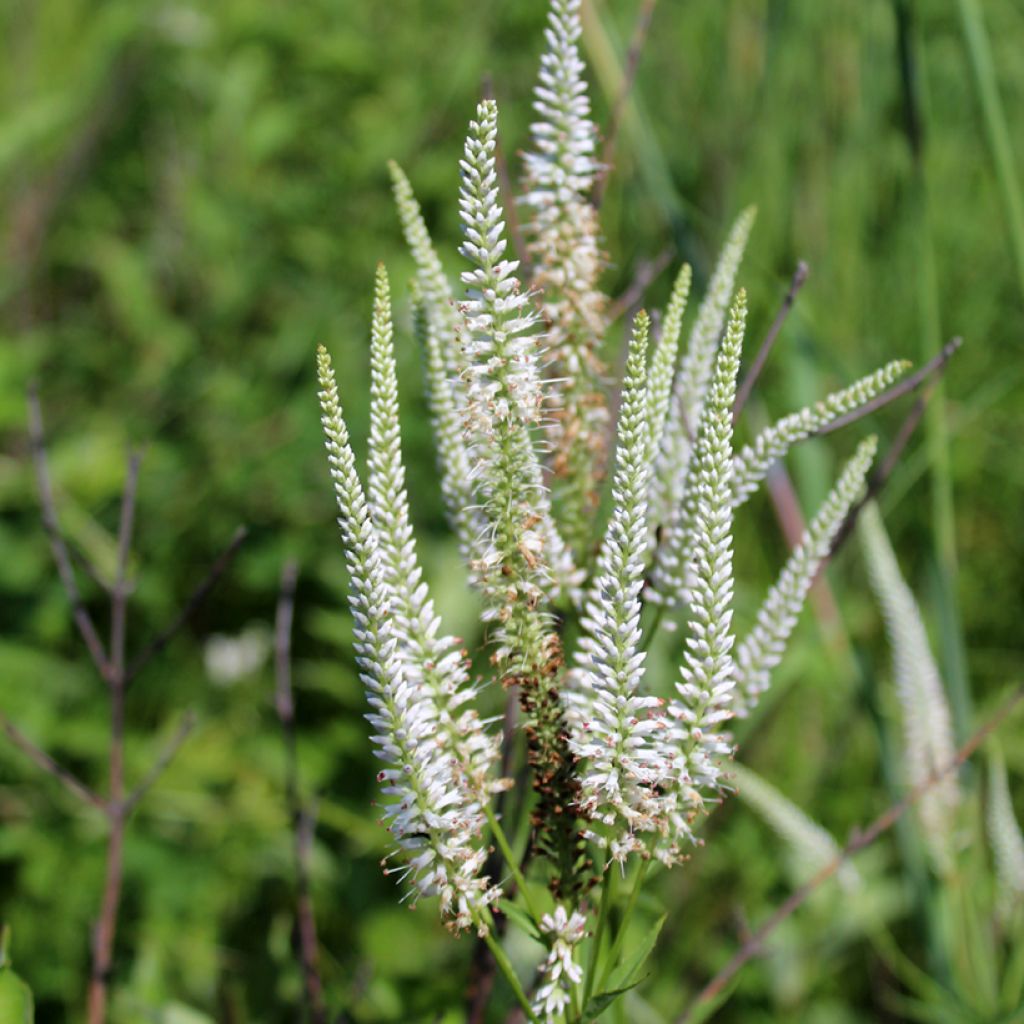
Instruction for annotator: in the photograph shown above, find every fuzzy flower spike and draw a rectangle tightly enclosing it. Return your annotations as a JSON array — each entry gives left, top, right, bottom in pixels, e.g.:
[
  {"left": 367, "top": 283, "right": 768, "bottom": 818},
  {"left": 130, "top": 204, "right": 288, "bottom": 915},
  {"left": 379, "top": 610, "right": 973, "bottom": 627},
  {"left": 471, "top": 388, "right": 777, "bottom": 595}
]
[
  {"left": 567, "top": 312, "right": 679, "bottom": 862},
  {"left": 457, "top": 98, "right": 585, "bottom": 893},
  {"left": 317, "top": 344, "right": 498, "bottom": 931},
  {"left": 520, "top": 0, "right": 608, "bottom": 552}
]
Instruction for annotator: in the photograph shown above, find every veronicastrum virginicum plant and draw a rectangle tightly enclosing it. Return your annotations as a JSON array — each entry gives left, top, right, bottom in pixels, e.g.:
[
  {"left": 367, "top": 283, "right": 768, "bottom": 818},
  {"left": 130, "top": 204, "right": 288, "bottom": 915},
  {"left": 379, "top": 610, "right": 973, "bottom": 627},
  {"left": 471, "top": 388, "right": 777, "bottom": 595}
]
[{"left": 317, "top": 1, "right": 912, "bottom": 1019}]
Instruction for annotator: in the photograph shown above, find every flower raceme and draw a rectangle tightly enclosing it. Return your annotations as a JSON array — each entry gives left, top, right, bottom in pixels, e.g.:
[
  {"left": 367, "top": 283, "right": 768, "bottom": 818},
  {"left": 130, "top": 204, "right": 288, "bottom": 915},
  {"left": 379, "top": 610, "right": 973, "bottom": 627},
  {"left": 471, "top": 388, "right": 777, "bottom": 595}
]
[{"left": 317, "top": 0, "right": 910, "bottom": 1013}]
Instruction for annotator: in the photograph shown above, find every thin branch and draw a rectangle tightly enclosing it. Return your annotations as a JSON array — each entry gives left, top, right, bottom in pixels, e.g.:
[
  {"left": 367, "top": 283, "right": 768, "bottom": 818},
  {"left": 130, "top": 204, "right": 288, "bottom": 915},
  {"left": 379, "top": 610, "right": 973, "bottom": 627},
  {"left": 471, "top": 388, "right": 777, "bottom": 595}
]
[
  {"left": 122, "top": 711, "right": 197, "bottom": 816},
  {"left": 26, "top": 386, "right": 108, "bottom": 675},
  {"left": 733, "top": 261, "right": 809, "bottom": 424},
  {"left": 274, "top": 560, "right": 327, "bottom": 1024},
  {"left": 676, "top": 684, "right": 1024, "bottom": 1023},
  {"left": 89, "top": 449, "right": 141, "bottom": 1024},
  {"left": 0, "top": 714, "right": 106, "bottom": 812},
  {"left": 109, "top": 450, "right": 142, "bottom": 688},
  {"left": 813, "top": 335, "right": 962, "bottom": 437},
  {"left": 825, "top": 378, "right": 936, "bottom": 562},
  {"left": 605, "top": 243, "right": 674, "bottom": 324},
  {"left": 125, "top": 525, "right": 248, "bottom": 685},
  {"left": 592, "top": 0, "right": 659, "bottom": 209}
]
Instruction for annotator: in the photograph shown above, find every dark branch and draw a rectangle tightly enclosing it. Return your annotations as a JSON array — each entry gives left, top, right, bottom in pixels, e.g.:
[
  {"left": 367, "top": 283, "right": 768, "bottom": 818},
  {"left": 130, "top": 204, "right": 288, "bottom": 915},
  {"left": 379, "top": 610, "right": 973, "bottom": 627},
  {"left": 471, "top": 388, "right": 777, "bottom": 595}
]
[
  {"left": 733, "top": 261, "right": 809, "bottom": 424},
  {"left": 676, "top": 685, "right": 1024, "bottom": 1022},
  {"left": 274, "top": 560, "right": 327, "bottom": 1024},
  {"left": 109, "top": 450, "right": 142, "bottom": 688},
  {"left": 814, "top": 335, "right": 962, "bottom": 437},
  {"left": 0, "top": 714, "right": 107, "bottom": 812},
  {"left": 605, "top": 244, "right": 674, "bottom": 325},
  {"left": 26, "top": 386, "right": 109, "bottom": 675},
  {"left": 592, "top": 0, "right": 659, "bottom": 209},
  {"left": 825, "top": 369, "right": 945, "bottom": 562},
  {"left": 122, "top": 711, "right": 197, "bottom": 816},
  {"left": 125, "top": 525, "right": 248, "bottom": 685}
]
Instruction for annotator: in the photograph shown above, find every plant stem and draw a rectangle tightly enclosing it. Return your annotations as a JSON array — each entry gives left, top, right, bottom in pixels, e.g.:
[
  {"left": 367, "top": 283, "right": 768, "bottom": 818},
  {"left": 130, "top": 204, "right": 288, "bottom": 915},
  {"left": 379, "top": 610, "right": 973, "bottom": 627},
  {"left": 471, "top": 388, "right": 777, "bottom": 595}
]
[
  {"left": 598, "top": 857, "right": 649, "bottom": 991},
  {"left": 484, "top": 803, "right": 542, "bottom": 930},
  {"left": 583, "top": 864, "right": 616, "bottom": 1007},
  {"left": 479, "top": 915, "right": 540, "bottom": 1024}
]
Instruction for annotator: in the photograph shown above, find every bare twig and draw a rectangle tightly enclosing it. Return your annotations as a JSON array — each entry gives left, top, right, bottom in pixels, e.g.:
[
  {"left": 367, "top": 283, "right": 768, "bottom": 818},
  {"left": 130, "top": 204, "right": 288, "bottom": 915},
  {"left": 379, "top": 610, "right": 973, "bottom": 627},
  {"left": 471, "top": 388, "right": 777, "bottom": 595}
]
[
  {"left": 733, "top": 261, "right": 809, "bottom": 423},
  {"left": 122, "top": 711, "right": 197, "bottom": 816},
  {"left": 27, "top": 387, "right": 108, "bottom": 675},
  {"left": 605, "top": 244, "right": 674, "bottom": 324},
  {"left": 0, "top": 715, "right": 106, "bottom": 812},
  {"left": 274, "top": 561, "right": 327, "bottom": 1024},
  {"left": 592, "top": 0, "right": 659, "bottom": 209},
  {"left": 825, "top": 375, "right": 940, "bottom": 562},
  {"left": 814, "top": 335, "right": 962, "bottom": 437},
  {"left": 88, "top": 448, "right": 141, "bottom": 1024},
  {"left": 676, "top": 685, "right": 1024, "bottom": 1022},
  {"left": 125, "top": 525, "right": 248, "bottom": 685}
]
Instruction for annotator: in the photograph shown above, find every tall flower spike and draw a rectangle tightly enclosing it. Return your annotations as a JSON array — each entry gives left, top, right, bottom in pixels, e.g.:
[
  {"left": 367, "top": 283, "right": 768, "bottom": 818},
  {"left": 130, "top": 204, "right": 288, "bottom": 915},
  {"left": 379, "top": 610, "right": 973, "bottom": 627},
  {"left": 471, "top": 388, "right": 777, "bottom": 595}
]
[
  {"left": 986, "top": 746, "right": 1024, "bottom": 903},
  {"left": 458, "top": 97, "right": 577, "bottom": 647},
  {"left": 645, "top": 263, "right": 693, "bottom": 467},
  {"left": 390, "top": 162, "right": 488, "bottom": 562},
  {"left": 520, "top": 0, "right": 608, "bottom": 554},
  {"left": 410, "top": 283, "right": 489, "bottom": 568},
  {"left": 733, "top": 435, "right": 878, "bottom": 716},
  {"left": 649, "top": 208, "right": 755, "bottom": 535},
  {"left": 859, "top": 501, "right": 960, "bottom": 874},
  {"left": 388, "top": 160, "right": 462, "bottom": 381},
  {"left": 668, "top": 290, "right": 746, "bottom": 814},
  {"left": 731, "top": 360, "right": 910, "bottom": 508},
  {"left": 567, "top": 313, "right": 676, "bottom": 861},
  {"left": 367, "top": 265, "right": 501, "bottom": 801},
  {"left": 459, "top": 99, "right": 584, "bottom": 893},
  {"left": 317, "top": 345, "right": 498, "bottom": 930},
  {"left": 732, "top": 763, "right": 859, "bottom": 889}
]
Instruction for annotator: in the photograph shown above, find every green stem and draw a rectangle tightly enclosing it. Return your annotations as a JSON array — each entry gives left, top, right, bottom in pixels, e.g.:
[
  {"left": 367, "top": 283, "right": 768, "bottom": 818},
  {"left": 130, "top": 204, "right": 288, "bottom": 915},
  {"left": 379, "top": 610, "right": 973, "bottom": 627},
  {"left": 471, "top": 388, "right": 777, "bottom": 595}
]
[
  {"left": 640, "top": 603, "right": 665, "bottom": 652},
  {"left": 479, "top": 912, "right": 541, "bottom": 1024},
  {"left": 485, "top": 803, "right": 543, "bottom": 929},
  {"left": 598, "top": 857, "right": 649, "bottom": 991},
  {"left": 583, "top": 864, "right": 616, "bottom": 1007}
]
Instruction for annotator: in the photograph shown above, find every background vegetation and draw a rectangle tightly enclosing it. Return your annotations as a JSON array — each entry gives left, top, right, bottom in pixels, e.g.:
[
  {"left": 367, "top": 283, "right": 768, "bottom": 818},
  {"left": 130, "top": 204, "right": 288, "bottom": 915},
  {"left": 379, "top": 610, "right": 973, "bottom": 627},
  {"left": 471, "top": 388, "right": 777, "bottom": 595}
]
[{"left": 1, "top": 0, "right": 1022, "bottom": 1021}]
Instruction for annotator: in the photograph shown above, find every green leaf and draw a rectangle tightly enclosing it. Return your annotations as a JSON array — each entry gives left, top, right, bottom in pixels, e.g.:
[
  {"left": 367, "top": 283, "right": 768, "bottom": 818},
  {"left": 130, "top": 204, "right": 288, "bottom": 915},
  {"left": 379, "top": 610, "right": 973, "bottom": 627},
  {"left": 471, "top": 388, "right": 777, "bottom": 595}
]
[
  {"left": 581, "top": 974, "right": 649, "bottom": 1020},
  {"left": 496, "top": 898, "right": 542, "bottom": 942},
  {"left": 582, "top": 913, "right": 666, "bottom": 1020},
  {"left": 605, "top": 912, "right": 666, "bottom": 992}
]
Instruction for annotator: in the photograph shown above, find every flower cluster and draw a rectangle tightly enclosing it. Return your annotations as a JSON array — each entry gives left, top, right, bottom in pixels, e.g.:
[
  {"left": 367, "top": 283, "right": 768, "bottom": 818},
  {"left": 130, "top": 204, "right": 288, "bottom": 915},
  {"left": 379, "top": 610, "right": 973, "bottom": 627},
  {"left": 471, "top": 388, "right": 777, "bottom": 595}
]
[
  {"left": 860, "top": 502, "right": 960, "bottom": 873},
  {"left": 317, "top": 339, "right": 498, "bottom": 931},
  {"left": 318, "top": 0, "right": 909, "bottom": 987},
  {"left": 520, "top": 0, "right": 608, "bottom": 553},
  {"left": 532, "top": 905, "right": 588, "bottom": 1021}
]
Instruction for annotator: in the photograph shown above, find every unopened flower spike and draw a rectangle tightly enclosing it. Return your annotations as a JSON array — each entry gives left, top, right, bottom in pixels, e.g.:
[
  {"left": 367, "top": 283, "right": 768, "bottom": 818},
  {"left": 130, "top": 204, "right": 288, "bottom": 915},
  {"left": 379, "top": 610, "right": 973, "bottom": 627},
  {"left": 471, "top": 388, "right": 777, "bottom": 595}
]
[
  {"left": 859, "top": 500, "right": 959, "bottom": 874},
  {"left": 521, "top": 0, "right": 608, "bottom": 554},
  {"left": 567, "top": 312, "right": 678, "bottom": 861},
  {"left": 731, "top": 360, "right": 909, "bottom": 508},
  {"left": 649, "top": 207, "right": 755, "bottom": 537},
  {"left": 646, "top": 263, "right": 693, "bottom": 468},
  {"left": 733, "top": 435, "right": 878, "bottom": 716},
  {"left": 667, "top": 289, "right": 746, "bottom": 816},
  {"left": 732, "top": 763, "right": 859, "bottom": 889},
  {"left": 986, "top": 745, "right": 1024, "bottom": 904},
  {"left": 317, "top": 344, "right": 499, "bottom": 930},
  {"left": 367, "top": 264, "right": 501, "bottom": 801}
]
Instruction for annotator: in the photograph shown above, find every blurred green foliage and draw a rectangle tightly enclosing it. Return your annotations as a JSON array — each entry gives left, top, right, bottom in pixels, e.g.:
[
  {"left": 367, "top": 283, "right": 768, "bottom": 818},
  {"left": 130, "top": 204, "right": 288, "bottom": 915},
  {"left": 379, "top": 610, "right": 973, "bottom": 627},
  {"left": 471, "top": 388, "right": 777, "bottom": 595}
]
[{"left": 1, "top": 0, "right": 1022, "bottom": 1021}]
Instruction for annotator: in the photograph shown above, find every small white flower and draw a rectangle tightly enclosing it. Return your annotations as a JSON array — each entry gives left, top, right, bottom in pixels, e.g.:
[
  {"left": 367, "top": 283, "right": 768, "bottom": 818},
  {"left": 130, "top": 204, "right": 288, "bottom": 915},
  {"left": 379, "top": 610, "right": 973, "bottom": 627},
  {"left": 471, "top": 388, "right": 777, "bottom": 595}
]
[{"left": 532, "top": 904, "right": 587, "bottom": 1021}]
